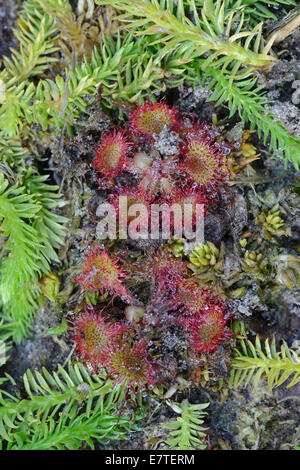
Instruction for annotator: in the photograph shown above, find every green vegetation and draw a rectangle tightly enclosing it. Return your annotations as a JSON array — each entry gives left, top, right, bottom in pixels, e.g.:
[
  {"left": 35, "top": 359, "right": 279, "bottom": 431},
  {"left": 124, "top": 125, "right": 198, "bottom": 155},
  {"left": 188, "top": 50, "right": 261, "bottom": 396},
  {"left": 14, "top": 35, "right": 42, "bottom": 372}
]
[
  {"left": 1, "top": 0, "right": 300, "bottom": 341},
  {"left": 230, "top": 336, "right": 300, "bottom": 389},
  {"left": 164, "top": 400, "right": 209, "bottom": 450},
  {"left": 0, "top": 0, "right": 299, "bottom": 451},
  {"left": 0, "top": 363, "right": 137, "bottom": 449}
]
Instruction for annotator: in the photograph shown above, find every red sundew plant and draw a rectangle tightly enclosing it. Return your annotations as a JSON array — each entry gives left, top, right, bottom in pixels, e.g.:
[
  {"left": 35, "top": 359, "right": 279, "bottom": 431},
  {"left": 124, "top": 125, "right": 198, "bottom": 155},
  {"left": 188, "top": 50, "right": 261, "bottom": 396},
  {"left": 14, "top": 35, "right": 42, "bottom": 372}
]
[
  {"left": 171, "top": 187, "right": 208, "bottom": 209},
  {"left": 152, "top": 249, "right": 188, "bottom": 280},
  {"left": 169, "top": 277, "right": 210, "bottom": 316},
  {"left": 136, "top": 249, "right": 189, "bottom": 291},
  {"left": 72, "top": 308, "right": 156, "bottom": 391},
  {"left": 106, "top": 337, "right": 157, "bottom": 393},
  {"left": 71, "top": 307, "right": 128, "bottom": 371},
  {"left": 92, "top": 101, "right": 231, "bottom": 214},
  {"left": 180, "top": 304, "right": 232, "bottom": 354},
  {"left": 136, "top": 156, "right": 179, "bottom": 199},
  {"left": 75, "top": 244, "right": 133, "bottom": 303},
  {"left": 72, "top": 100, "right": 234, "bottom": 390},
  {"left": 109, "top": 186, "right": 152, "bottom": 239},
  {"left": 93, "top": 129, "right": 131, "bottom": 178},
  {"left": 110, "top": 185, "right": 152, "bottom": 219},
  {"left": 169, "top": 187, "right": 207, "bottom": 232},
  {"left": 130, "top": 101, "right": 178, "bottom": 138},
  {"left": 179, "top": 126, "right": 230, "bottom": 191}
]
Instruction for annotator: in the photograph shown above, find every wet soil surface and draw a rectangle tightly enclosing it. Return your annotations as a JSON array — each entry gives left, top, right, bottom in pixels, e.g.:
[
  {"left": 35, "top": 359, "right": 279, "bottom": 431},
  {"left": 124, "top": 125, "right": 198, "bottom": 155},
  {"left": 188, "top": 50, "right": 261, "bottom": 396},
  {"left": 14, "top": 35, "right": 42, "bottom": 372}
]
[{"left": 1, "top": 1, "right": 300, "bottom": 451}]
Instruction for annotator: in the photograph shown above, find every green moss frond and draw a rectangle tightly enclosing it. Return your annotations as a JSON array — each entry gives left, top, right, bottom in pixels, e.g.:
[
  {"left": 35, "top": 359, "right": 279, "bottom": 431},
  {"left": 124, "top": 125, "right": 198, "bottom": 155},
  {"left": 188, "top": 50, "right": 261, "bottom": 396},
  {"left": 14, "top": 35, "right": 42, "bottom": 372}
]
[
  {"left": 225, "top": 0, "right": 296, "bottom": 23},
  {"left": 1, "top": 33, "right": 166, "bottom": 135},
  {"left": 229, "top": 336, "right": 300, "bottom": 389},
  {"left": 2, "top": 1, "right": 60, "bottom": 85},
  {"left": 164, "top": 399, "right": 209, "bottom": 450},
  {"left": 188, "top": 0, "right": 297, "bottom": 24},
  {"left": 98, "top": 0, "right": 275, "bottom": 70},
  {"left": 0, "top": 363, "right": 136, "bottom": 449},
  {"left": 0, "top": 138, "right": 33, "bottom": 170},
  {"left": 0, "top": 171, "right": 67, "bottom": 343},
  {"left": 206, "top": 68, "right": 300, "bottom": 170}
]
